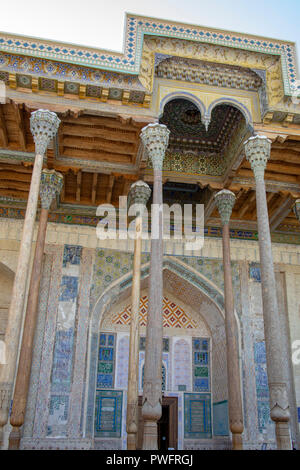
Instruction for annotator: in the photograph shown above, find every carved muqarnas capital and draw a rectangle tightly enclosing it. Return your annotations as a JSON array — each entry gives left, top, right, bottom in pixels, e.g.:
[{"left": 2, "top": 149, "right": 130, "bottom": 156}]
[
  {"left": 293, "top": 199, "right": 300, "bottom": 222},
  {"left": 244, "top": 135, "right": 271, "bottom": 180},
  {"left": 30, "top": 109, "right": 60, "bottom": 156},
  {"left": 214, "top": 189, "right": 236, "bottom": 226},
  {"left": 40, "top": 169, "right": 64, "bottom": 210},
  {"left": 140, "top": 123, "right": 170, "bottom": 170},
  {"left": 269, "top": 383, "right": 290, "bottom": 422},
  {"left": 128, "top": 180, "right": 151, "bottom": 209}
]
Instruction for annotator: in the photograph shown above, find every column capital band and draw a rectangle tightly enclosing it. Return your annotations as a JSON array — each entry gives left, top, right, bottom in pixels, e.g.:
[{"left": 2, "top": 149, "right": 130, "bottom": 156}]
[
  {"left": 215, "top": 189, "right": 236, "bottom": 226},
  {"left": 40, "top": 169, "right": 64, "bottom": 210},
  {"left": 30, "top": 109, "right": 61, "bottom": 156},
  {"left": 140, "top": 123, "right": 170, "bottom": 170}
]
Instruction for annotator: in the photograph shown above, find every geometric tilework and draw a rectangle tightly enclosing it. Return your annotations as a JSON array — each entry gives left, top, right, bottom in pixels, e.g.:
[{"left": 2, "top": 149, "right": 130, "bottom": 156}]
[
  {"left": 184, "top": 393, "right": 212, "bottom": 439},
  {"left": 94, "top": 390, "right": 123, "bottom": 438},
  {"left": 112, "top": 295, "right": 197, "bottom": 329},
  {"left": 97, "top": 333, "right": 116, "bottom": 389},
  {"left": 0, "top": 14, "right": 297, "bottom": 96}
]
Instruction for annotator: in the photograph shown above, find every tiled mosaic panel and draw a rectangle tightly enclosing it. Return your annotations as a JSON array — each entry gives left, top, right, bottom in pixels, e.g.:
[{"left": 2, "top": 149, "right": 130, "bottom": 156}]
[
  {"left": 173, "top": 339, "right": 191, "bottom": 392},
  {"left": 47, "top": 245, "right": 82, "bottom": 436},
  {"left": 47, "top": 395, "right": 69, "bottom": 437},
  {"left": 193, "top": 338, "right": 210, "bottom": 392},
  {"left": 51, "top": 329, "right": 74, "bottom": 390},
  {"left": 249, "top": 264, "right": 261, "bottom": 282},
  {"left": 113, "top": 295, "right": 197, "bottom": 329},
  {"left": 94, "top": 390, "right": 123, "bottom": 438},
  {"left": 97, "top": 333, "right": 116, "bottom": 389},
  {"left": 213, "top": 401, "right": 229, "bottom": 436},
  {"left": 184, "top": 393, "right": 212, "bottom": 439},
  {"left": 254, "top": 342, "right": 273, "bottom": 432}
]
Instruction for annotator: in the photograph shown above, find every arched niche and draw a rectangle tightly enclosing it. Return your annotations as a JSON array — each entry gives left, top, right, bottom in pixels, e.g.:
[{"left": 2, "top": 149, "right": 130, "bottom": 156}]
[{"left": 85, "top": 257, "right": 242, "bottom": 438}]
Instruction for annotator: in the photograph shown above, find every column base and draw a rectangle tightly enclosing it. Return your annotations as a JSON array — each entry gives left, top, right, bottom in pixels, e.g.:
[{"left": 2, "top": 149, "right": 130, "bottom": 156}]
[
  {"left": 142, "top": 420, "right": 158, "bottom": 450},
  {"left": 275, "top": 421, "right": 292, "bottom": 450},
  {"left": 232, "top": 433, "right": 243, "bottom": 450},
  {"left": 127, "top": 432, "right": 137, "bottom": 450},
  {"left": 8, "top": 426, "right": 21, "bottom": 450}
]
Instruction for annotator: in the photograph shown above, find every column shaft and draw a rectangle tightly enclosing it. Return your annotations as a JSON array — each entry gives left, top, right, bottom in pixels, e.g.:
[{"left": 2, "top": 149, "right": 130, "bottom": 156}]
[
  {"left": 255, "top": 174, "right": 291, "bottom": 449},
  {"left": 222, "top": 223, "right": 244, "bottom": 449},
  {"left": 142, "top": 168, "right": 163, "bottom": 450},
  {"left": 127, "top": 214, "right": 142, "bottom": 450},
  {"left": 0, "top": 152, "right": 43, "bottom": 441},
  {"left": 8, "top": 207, "right": 48, "bottom": 449}
]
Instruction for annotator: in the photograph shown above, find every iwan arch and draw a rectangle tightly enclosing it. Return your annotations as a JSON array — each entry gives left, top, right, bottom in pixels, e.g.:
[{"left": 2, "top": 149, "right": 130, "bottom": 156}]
[{"left": 0, "top": 13, "right": 299, "bottom": 450}]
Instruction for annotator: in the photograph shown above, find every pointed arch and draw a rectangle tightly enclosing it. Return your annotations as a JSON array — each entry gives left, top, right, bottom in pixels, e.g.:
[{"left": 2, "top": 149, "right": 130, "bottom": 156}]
[
  {"left": 206, "top": 97, "right": 253, "bottom": 127},
  {"left": 158, "top": 91, "right": 206, "bottom": 121}
]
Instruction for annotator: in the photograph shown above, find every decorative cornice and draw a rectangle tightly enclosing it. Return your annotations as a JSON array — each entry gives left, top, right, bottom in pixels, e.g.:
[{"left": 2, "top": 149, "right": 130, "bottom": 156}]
[{"left": 0, "top": 13, "right": 298, "bottom": 96}]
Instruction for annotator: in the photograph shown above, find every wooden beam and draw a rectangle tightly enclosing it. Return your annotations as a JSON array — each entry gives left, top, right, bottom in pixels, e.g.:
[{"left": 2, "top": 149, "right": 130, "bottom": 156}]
[
  {"left": 238, "top": 191, "right": 255, "bottom": 219},
  {"left": 236, "top": 168, "right": 298, "bottom": 183},
  {"left": 13, "top": 104, "right": 26, "bottom": 151},
  {"left": 62, "top": 147, "right": 133, "bottom": 163},
  {"left": 62, "top": 136, "right": 135, "bottom": 155},
  {"left": 270, "top": 196, "right": 295, "bottom": 231},
  {"left": 122, "top": 178, "right": 132, "bottom": 197},
  {"left": 63, "top": 115, "right": 144, "bottom": 132},
  {"left": 76, "top": 170, "right": 82, "bottom": 202},
  {"left": 0, "top": 106, "right": 8, "bottom": 148},
  {"left": 62, "top": 124, "right": 137, "bottom": 143},
  {"left": 106, "top": 175, "right": 115, "bottom": 203},
  {"left": 91, "top": 172, "right": 98, "bottom": 204}
]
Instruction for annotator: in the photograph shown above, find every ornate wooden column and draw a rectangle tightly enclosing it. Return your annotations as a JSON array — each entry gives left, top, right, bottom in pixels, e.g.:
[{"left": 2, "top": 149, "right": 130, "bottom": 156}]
[
  {"left": 244, "top": 135, "right": 291, "bottom": 450},
  {"left": 140, "top": 123, "right": 169, "bottom": 450},
  {"left": 126, "top": 180, "right": 151, "bottom": 450},
  {"left": 0, "top": 110, "right": 60, "bottom": 446},
  {"left": 8, "top": 169, "right": 63, "bottom": 450},
  {"left": 215, "top": 189, "right": 244, "bottom": 450}
]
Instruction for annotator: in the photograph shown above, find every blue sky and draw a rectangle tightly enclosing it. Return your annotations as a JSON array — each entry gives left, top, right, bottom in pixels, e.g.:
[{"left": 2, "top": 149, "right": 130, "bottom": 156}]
[{"left": 2, "top": 0, "right": 300, "bottom": 68}]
